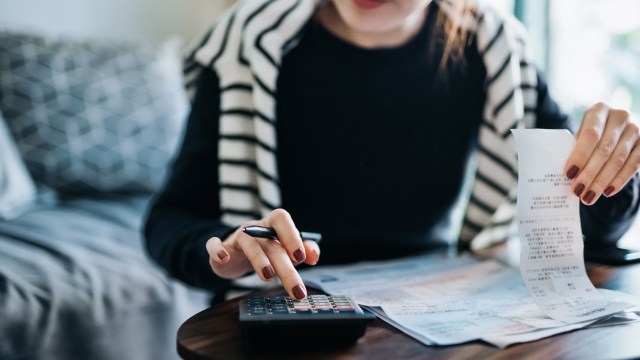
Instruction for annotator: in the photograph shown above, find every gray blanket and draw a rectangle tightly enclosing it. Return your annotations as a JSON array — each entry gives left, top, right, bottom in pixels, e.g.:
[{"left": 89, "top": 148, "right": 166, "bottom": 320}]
[{"left": 0, "top": 195, "right": 210, "bottom": 360}]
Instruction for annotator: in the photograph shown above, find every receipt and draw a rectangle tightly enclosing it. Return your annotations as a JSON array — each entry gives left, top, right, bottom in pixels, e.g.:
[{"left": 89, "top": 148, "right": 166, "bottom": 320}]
[{"left": 512, "top": 129, "right": 632, "bottom": 323}]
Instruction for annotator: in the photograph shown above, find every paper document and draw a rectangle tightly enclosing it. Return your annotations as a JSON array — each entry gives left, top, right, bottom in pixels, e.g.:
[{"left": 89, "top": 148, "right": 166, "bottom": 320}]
[
  {"left": 512, "top": 129, "right": 633, "bottom": 323},
  {"left": 299, "top": 254, "right": 640, "bottom": 347}
]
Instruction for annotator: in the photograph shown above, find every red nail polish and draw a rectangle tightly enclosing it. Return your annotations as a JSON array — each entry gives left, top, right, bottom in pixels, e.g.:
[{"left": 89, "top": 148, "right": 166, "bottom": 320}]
[
  {"left": 217, "top": 251, "right": 227, "bottom": 260},
  {"left": 262, "top": 266, "right": 275, "bottom": 280},
  {"left": 604, "top": 186, "right": 614, "bottom": 197},
  {"left": 292, "top": 284, "right": 306, "bottom": 300},
  {"left": 574, "top": 183, "right": 586, "bottom": 197},
  {"left": 293, "top": 248, "right": 306, "bottom": 262},
  {"left": 567, "top": 165, "right": 579, "bottom": 179},
  {"left": 583, "top": 191, "right": 595, "bottom": 204}
]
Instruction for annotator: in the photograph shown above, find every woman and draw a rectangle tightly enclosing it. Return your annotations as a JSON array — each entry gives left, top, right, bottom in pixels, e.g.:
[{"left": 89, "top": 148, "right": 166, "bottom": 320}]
[{"left": 145, "top": 0, "right": 640, "bottom": 301}]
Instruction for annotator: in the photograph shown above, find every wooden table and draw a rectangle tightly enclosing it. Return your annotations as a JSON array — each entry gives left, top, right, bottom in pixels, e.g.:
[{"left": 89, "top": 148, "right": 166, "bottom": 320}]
[{"left": 177, "top": 261, "right": 640, "bottom": 360}]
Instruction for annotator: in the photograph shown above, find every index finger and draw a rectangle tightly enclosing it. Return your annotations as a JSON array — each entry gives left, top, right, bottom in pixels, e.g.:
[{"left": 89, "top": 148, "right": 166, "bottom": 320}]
[
  {"left": 564, "top": 103, "right": 609, "bottom": 180},
  {"left": 264, "top": 208, "right": 306, "bottom": 264}
]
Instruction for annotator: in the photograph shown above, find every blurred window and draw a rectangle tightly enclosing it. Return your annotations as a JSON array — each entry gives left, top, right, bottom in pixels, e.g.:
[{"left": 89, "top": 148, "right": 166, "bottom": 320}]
[{"left": 517, "top": 0, "right": 640, "bottom": 121}]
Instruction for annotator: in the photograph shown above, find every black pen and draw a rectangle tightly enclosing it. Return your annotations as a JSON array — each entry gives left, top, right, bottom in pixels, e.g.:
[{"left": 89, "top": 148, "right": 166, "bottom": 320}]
[{"left": 242, "top": 225, "right": 322, "bottom": 243}]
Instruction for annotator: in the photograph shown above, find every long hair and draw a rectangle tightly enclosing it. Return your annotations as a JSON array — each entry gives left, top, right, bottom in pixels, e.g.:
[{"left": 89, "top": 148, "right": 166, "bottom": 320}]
[{"left": 434, "top": 0, "right": 475, "bottom": 71}]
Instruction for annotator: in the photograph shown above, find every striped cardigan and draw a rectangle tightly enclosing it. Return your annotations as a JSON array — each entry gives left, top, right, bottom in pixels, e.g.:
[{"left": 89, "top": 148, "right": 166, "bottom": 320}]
[{"left": 183, "top": 0, "right": 537, "bottom": 251}]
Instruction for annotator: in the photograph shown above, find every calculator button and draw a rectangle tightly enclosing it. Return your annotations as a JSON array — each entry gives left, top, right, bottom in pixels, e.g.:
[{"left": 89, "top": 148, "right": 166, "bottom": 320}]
[
  {"left": 243, "top": 295, "right": 363, "bottom": 318},
  {"left": 294, "top": 307, "right": 312, "bottom": 312}
]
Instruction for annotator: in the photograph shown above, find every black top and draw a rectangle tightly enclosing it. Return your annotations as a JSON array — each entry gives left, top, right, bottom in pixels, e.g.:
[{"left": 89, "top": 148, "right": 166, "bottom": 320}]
[{"left": 144, "top": 11, "right": 639, "bottom": 292}]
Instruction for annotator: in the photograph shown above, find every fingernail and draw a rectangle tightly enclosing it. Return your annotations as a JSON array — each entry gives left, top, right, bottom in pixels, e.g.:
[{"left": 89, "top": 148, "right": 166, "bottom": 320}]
[
  {"left": 293, "top": 248, "right": 306, "bottom": 262},
  {"left": 262, "top": 265, "right": 275, "bottom": 280},
  {"left": 566, "top": 165, "right": 579, "bottom": 179},
  {"left": 604, "top": 186, "right": 615, "bottom": 197},
  {"left": 574, "top": 183, "right": 586, "bottom": 197},
  {"left": 217, "top": 251, "right": 227, "bottom": 260},
  {"left": 583, "top": 191, "right": 595, "bottom": 204},
  {"left": 292, "top": 284, "right": 306, "bottom": 300}
]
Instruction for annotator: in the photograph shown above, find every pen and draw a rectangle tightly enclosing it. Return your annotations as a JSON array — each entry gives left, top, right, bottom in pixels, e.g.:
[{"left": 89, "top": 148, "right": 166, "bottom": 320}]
[{"left": 242, "top": 225, "right": 322, "bottom": 243}]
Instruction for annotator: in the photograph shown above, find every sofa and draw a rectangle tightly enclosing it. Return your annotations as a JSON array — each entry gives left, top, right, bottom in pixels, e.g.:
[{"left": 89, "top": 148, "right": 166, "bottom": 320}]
[{"left": 0, "top": 31, "right": 210, "bottom": 360}]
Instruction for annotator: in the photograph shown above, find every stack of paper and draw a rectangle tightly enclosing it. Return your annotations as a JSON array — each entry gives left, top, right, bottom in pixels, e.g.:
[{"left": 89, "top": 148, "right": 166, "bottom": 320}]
[{"left": 299, "top": 254, "right": 640, "bottom": 348}]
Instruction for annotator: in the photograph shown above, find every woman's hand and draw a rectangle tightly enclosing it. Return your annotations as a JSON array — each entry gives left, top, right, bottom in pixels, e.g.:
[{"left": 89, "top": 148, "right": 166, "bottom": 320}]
[
  {"left": 205, "top": 209, "right": 320, "bottom": 300},
  {"left": 565, "top": 102, "right": 639, "bottom": 205}
]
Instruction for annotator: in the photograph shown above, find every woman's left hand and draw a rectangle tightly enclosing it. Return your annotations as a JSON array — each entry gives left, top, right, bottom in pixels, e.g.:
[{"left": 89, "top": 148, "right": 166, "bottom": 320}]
[{"left": 564, "top": 102, "right": 639, "bottom": 205}]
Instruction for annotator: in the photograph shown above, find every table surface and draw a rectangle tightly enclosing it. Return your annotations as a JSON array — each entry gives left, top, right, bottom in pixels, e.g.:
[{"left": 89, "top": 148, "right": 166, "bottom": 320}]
[{"left": 177, "top": 260, "right": 640, "bottom": 360}]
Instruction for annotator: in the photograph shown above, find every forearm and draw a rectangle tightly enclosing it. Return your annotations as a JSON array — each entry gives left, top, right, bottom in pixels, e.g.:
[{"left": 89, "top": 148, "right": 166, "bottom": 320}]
[
  {"left": 143, "top": 65, "right": 233, "bottom": 290},
  {"left": 144, "top": 201, "right": 236, "bottom": 291}
]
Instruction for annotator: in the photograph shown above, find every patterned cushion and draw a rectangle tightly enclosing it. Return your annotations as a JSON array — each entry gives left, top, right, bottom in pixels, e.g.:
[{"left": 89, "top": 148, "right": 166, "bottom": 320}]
[{"left": 0, "top": 32, "right": 188, "bottom": 194}]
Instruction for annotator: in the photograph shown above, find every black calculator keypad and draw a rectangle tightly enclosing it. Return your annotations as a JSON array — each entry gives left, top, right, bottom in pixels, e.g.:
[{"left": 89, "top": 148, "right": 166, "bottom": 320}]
[{"left": 246, "top": 295, "right": 356, "bottom": 316}]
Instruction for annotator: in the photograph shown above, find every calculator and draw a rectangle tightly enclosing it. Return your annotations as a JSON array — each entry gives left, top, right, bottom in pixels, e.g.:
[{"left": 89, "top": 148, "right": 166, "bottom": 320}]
[{"left": 239, "top": 294, "right": 375, "bottom": 345}]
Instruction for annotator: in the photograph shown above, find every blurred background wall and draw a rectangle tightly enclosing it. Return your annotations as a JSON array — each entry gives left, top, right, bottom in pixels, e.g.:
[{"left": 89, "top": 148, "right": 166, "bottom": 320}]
[{"left": 0, "top": 0, "right": 235, "bottom": 43}]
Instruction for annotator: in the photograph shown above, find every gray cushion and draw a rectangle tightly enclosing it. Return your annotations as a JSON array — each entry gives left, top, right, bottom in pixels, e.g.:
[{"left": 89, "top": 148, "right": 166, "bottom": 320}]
[{"left": 0, "top": 32, "right": 188, "bottom": 194}]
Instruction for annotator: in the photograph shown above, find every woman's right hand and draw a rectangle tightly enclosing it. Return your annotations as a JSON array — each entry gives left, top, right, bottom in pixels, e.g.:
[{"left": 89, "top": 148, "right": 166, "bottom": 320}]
[{"left": 205, "top": 209, "right": 321, "bottom": 300}]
